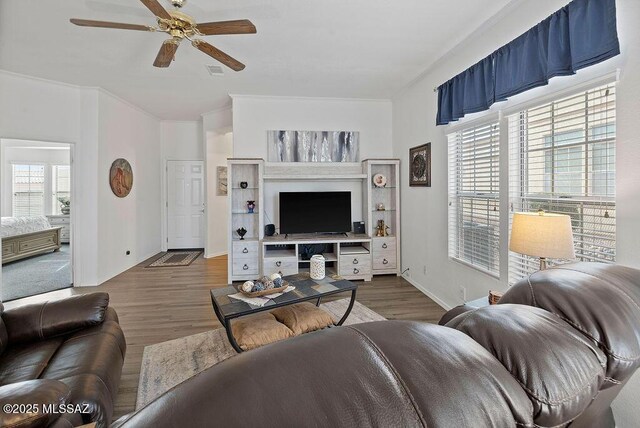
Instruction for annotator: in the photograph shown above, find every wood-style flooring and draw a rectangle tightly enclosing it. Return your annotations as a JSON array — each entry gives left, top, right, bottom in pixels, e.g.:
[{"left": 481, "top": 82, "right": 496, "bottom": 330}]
[{"left": 4, "top": 254, "right": 445, "bottom": 419}]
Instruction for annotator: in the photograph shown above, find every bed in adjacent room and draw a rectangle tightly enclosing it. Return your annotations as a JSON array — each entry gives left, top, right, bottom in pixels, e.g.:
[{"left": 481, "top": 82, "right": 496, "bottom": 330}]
[{"left": 1, "top": 216, "right": 62, "bottom": 264}]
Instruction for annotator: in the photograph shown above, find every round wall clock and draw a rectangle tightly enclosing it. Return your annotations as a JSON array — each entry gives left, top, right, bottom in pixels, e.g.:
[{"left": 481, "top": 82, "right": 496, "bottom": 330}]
[
  {"left": 373, "top": 173, "right": 387, "bottom": 187},
  {"left": 109, "top": 158, "right": 134, "bottom": 198}
]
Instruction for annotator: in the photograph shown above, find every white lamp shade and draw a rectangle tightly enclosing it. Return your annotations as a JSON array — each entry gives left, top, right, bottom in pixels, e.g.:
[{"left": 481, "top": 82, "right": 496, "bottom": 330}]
[{"left": 510, "top": 212, "right": 576, "bottom": 260}]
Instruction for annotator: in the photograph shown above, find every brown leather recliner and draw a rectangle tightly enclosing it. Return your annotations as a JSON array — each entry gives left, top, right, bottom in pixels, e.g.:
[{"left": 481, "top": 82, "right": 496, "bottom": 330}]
[
  {"left": 114, "top": 263, "right": 640, "bottom": 427},
  {"left": 0, "top": 293, "right": 126, "bottom": 428}
]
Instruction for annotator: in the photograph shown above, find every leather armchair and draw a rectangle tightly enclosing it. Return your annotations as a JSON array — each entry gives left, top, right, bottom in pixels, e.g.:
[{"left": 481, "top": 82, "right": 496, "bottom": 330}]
[
  {"left": 114, "top": 262, "right": 640, "bottom": 427},
  {"left": 0, "top": 293, "right": 125, "bottom": 428}
]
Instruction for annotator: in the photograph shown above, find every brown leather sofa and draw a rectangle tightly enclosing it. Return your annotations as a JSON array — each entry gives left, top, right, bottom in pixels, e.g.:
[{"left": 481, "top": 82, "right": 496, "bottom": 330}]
[
  {"left": 114, "top": 262, "right": 640, "bottom": 427},
  {"left": 0, "top": 293, "right": 126, "bottom": 428}
]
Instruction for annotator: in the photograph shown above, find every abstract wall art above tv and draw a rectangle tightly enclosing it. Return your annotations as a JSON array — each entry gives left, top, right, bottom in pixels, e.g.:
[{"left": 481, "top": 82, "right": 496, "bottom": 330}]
[{"left": 267, "top": 130, "right": 359, "bottom": 163}]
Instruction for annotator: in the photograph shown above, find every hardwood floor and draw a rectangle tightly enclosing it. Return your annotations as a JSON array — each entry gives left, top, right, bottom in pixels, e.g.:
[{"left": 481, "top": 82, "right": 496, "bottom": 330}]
[{"left": 4, "top": 253, "right": 445, "bottom": 419}]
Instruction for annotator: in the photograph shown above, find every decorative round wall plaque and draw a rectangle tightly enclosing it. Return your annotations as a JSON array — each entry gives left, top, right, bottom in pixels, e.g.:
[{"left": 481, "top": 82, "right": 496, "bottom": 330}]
[{"left": 109, "top": 158, "right": 133, "bottom": 198}]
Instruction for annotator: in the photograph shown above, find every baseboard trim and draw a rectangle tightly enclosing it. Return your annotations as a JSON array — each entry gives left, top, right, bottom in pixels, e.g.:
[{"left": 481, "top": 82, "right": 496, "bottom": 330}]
[
  {"left": 402, "top": 275, "right": 453, "bottom": 311},
  {"left": 204, "top": 251, "right": 227, "bottom": 259}
]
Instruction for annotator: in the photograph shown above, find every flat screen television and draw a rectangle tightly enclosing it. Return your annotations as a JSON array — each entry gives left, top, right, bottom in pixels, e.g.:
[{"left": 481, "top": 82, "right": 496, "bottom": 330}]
[{"left": 279, "top": 191, "right": 352, "bottom": 234}]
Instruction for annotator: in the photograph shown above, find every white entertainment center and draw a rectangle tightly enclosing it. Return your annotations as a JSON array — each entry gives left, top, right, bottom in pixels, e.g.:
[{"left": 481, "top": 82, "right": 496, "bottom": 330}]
[{"left": 227, "top": 158, "right": 400, "bottom": 283}]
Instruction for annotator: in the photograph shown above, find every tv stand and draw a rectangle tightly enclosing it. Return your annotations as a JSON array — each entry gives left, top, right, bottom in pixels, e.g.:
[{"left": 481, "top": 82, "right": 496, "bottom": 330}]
[
  {"left": 227, "top": 158, "right": 401, "bottom": 283},
  {"left": 261, "top": 233, "right": 372, "bottom": 282}
]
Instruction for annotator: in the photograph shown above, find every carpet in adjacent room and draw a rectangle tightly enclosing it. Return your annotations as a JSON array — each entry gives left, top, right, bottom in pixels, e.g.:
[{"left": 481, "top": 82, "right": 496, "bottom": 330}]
[{"left": 1, "top": 244, "right": 72, "bottom": 301}]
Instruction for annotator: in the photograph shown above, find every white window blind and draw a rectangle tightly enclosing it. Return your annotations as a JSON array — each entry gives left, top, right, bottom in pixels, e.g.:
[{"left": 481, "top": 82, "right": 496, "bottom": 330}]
[
  {"left": 448, "top": 121, "right": 501, "bottom": 276},
  {"left": 509, "top": 84, "right": 616, "bottom": 283},
  {"left": 12, "top": 164, "right": 46, "bottom": 217},
  {"left": 52, "top": 165, "right": 71, "bottom": 215}
]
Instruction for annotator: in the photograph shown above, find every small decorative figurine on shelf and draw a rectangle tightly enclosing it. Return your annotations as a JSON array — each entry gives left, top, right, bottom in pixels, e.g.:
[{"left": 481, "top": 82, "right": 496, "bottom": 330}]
[
  {"left": 240, "top": 181, "right": 248, "bottom": 189},
  {"left": 376, "top": 202, "right": 385, "bottom": 211},
  {"left": 236, "top": 227, "right": 247, "bottom": 240},
  {"left": 247, "top": 200, "right": 256, "bottom": 213},
  {"left": 376, "top": 219, "right": 388, "bottom": 237}
]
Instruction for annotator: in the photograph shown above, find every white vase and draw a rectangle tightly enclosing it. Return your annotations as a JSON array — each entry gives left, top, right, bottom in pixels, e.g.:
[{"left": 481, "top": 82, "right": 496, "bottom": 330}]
[{"left": 310, "top": 254, "right": 326, "bottom": 280}]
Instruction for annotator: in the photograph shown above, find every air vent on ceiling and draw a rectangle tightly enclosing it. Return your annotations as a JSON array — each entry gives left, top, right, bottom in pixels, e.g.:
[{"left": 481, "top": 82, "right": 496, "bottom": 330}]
[{"left": 206, "top": 65, "right": 224, "bottom": 76}]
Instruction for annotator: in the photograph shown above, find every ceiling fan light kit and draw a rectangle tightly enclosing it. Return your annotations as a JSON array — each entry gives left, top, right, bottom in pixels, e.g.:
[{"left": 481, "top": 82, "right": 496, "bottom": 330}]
[{"left": 70, "top": 0, "right": 256, "bottom": 70}]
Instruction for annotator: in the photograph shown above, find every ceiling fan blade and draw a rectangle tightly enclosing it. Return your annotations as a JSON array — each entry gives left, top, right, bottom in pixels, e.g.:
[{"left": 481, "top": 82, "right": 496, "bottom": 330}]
[
  {"left": 154, "top": 39, "right": 180, "bottom": 68},
  {"left": 196, "top": 19, "right": 257, "bottom": 35},
  {"left": 192, "top": 40, "right": 245, "bottom": 71},
  {"left": 70, "top": 18, "right": 154, "bottom": 31},
  {"left": 140, "top": 0, "right": 172, "bottom": 20}
]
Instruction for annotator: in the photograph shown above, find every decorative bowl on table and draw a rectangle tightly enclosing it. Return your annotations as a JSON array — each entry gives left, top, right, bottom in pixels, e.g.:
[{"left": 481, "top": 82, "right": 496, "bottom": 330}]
[{"left": 238, "top": 274, "right": 289, "bottom": 297}]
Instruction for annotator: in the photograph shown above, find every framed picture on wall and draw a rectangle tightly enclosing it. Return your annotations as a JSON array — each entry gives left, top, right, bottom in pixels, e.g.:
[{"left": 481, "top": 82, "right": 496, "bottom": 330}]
[
  {"left": 216, "top": 166, "right": 228, "bottom": 196},
  {"left": 409, "top": 143, "right": 431, "bottom": 187}
]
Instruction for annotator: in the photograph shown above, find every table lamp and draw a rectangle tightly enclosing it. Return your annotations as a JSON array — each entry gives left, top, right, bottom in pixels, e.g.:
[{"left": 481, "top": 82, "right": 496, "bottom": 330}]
[{"left": 509, "top": 211, "right": 575, "bottom": 270}]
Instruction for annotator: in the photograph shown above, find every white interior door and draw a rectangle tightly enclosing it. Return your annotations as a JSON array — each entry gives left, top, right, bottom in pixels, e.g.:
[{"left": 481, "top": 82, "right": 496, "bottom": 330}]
[{"left": 167, "top": 161, "right": 205, "bottom": 249}]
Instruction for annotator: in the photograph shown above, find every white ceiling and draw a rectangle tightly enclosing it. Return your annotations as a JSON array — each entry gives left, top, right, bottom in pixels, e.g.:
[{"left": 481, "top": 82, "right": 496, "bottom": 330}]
[{"left": 0, "top": 0, "right": 513, "bottom": 120}]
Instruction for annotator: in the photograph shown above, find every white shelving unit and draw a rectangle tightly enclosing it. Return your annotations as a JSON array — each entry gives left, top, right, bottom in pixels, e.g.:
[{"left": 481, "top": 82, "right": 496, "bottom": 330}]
[
  {"left": 227, "top": 159, "right": 264, "bottom": 283},
  {"left": 363, "top": 159, "right": 401, "bottom": 276},
  {"left": 226, "top": 158, "right": 401, "bottom": 282}
]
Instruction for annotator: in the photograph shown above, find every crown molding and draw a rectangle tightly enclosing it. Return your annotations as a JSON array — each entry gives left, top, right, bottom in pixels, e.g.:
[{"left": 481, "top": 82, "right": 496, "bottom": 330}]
[{"left": 228, "top": 94, "right": 391, "bottom": 104}]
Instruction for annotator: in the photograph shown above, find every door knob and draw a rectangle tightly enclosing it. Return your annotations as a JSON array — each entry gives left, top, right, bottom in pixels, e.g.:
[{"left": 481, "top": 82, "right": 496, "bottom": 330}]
[
  {"left": 353, "top": 268, "right": 360, "bottom": 274},
  {"left": 276, "top": 261, "right": 282, "bottom": 267},
  {"left": 382, "top": 243, "right": 388, "bottom": 249},
  {"left": 383, "top": 259, "right": 389, "bottom": 265},
  {"left": 353, "top": 258, "right": 359, "bottom": 264},
  {"left": 242, "top": 248, "right": 249, "bottom": 254},
  {"left": 243, "top": 264, "right": 249, "bottom": 270}
]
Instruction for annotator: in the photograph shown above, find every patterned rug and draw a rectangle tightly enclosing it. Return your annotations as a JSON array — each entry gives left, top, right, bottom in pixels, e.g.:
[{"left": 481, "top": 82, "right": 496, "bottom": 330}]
[
  {"left": 136, "top": 298, "right": 385, "bottom": 409},
  {"left": 146, "top": 250, "right": 201, "bottom": 268}
]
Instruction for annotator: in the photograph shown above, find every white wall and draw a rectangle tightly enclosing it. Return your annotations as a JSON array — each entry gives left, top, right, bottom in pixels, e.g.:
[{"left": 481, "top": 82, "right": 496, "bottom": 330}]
[
  {"left": 96, "top": 92, "right": 161, "bottom": 284},
  {"left": 391, "top": 0, "right": 640, "bottom": 425},
  {"left": 231, "top": 95, "right": 392, "bottom": 233},
  {"left": 160, "top": 120, "right": 204, "bottom": 250},
  {"left": 1, "top": 141, "right": 70, "bottom": 217},
  {"left": 0, "top": 71, "right": 162, "bottom": 288},
  {"left": 231, "top": 95, "right": 392, "bottom": 159},
  {"left": 202, "top": 107, "right": 233, "bottom": 258}
]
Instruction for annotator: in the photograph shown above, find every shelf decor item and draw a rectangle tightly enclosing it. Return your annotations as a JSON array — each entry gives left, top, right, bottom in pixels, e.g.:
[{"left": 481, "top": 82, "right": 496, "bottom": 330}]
[
  {"left": 376, "top": 220, "right": 388, "bottom": 237},
  {"left": 310, "top": 254, "right": 326, "bottom": 280},
  {"left": 409, "top": 143, "right": 431, "bottom": 187},
  {"left": 236, "top": 227, "right": 247, "bottom": 240},
  {"left": 247, "top": 200, "right": 256, "bottom": 213},
  {"left": 109, "top": 158, "right": 133, "bottom": 198},
  {"left": 372, "top": 173, "right": 387, "bottom": 187},
  {"left": 240, "top": 181, "right": 248, "bottom": 189},
  {"left": 376, "top": 203, "right": 385, "bottom": 211}
]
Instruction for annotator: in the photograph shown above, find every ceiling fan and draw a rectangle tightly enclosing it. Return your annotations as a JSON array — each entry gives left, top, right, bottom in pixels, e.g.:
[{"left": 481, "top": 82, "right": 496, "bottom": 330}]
[{"left": 70, "top": 0, "right": 256, "bottom": 71}]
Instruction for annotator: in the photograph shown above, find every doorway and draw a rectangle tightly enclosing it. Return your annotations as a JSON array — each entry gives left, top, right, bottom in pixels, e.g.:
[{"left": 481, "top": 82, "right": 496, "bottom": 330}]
[
  {"left": 1, "top": 139, "right": 74, "bottom": 301},
  {"left": 166, "top": 160, "right": 205, "bottom": 249}
]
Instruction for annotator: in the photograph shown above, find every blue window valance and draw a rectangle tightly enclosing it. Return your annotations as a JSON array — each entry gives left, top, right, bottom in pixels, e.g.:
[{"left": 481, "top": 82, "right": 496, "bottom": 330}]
[{"left": 436, "top": 0, "right": 620, "bottom": 126}]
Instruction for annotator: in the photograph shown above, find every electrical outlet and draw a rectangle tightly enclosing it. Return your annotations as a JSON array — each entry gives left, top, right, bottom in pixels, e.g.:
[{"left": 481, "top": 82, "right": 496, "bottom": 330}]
[
  {"left": 423, "top": 265, "right": 427, "bottom": 275},
  {"left": 458, "top": 286, "right": 467, "bottom": 302}
]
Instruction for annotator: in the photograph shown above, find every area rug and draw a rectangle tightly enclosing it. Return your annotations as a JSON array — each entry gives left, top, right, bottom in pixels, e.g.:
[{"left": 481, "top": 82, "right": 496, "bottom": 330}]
[
  {"left": 146, "top": 250, "right": 201, "bottom": 268},
  {"left": 136, "top": 298, "right": 385, "bottom": 409}
]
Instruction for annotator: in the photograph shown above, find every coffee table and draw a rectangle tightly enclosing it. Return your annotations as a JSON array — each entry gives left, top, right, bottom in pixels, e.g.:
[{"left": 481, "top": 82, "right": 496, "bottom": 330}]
[{"left": 210, "top": 273, "right": 358, "bottom": 352}]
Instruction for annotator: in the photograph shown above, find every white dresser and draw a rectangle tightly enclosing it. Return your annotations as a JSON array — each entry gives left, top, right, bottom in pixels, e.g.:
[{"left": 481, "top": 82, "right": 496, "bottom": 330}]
[{"left": 46, "top": 214, "right": 70, "bottom": 244}]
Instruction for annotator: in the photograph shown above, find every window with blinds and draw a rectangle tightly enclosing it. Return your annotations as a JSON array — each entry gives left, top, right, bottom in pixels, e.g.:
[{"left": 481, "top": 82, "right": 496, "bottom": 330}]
[
  {"left": 509, "top": 83, "right": 616, "bottom": 283},
  {"left": 52, "top": 165, "right": 71, "bottom": 215},
  {"left": 448, "top": 122, "right": 501, "bottom": 276},
  {"left": 12, "top": 164, "right": 46, "bottom": 217}
]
